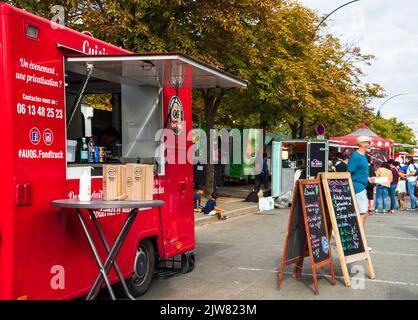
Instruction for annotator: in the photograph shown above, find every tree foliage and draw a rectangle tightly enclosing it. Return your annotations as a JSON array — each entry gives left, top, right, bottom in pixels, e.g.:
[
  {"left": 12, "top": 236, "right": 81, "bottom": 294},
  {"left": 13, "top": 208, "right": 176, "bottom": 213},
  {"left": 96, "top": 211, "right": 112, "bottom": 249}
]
[
  {"left": 371, "top": 117, "right": 416, "bottom": 146},
  {"left": 9, "top": 0, "right": 413, "bottom": 190}
]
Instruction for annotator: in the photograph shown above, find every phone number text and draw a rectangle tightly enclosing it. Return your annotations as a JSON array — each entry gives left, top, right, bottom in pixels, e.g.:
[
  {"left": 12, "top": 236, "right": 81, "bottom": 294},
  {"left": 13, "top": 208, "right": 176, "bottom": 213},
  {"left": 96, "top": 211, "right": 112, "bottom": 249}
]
[{"left": 17, "top": 103, "right": 63, "bottom": 119}]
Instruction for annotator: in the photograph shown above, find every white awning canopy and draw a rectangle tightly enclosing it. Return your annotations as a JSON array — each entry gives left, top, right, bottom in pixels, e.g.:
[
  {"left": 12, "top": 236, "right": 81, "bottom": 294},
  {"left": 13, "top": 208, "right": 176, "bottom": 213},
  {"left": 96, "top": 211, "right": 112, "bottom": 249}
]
[{"left": 66, "top": 53, "right": 247, "bottom": 89}]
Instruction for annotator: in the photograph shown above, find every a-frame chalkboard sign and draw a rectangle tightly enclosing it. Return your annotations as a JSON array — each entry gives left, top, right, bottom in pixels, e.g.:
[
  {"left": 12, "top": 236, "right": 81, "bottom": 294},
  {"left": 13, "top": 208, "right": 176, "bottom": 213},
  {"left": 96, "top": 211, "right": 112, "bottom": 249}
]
[
  {"left": 278, "top": 179, "right": 335, "bottom": 295},
  {"left": 319, "top": 172, "right": 375, "bottom": 287}
]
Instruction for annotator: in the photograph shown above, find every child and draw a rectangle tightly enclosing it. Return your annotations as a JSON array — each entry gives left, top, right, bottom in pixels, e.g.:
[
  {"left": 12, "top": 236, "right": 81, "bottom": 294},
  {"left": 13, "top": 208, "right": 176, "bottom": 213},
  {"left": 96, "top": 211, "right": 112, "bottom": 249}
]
[
  {"left": 202, "top": 192, "right": 228, "bottom": 220},
  {"left": 194, "top": 186, "right": 204, "bottom": 211},
  {"left": 397, "top": 169, "right": 407, "bottom": 211}
]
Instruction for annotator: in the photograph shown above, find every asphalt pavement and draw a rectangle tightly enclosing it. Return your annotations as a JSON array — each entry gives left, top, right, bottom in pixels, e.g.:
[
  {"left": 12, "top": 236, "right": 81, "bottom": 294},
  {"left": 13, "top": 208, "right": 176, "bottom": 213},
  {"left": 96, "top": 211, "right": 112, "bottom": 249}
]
[{"left": 144, "top": 207, "right": 418, "bottom": 300}]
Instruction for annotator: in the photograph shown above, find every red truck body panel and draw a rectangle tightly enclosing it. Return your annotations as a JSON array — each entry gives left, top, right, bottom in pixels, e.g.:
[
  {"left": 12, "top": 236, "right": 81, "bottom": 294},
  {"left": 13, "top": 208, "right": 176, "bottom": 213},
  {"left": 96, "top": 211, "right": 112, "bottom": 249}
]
[{"left": 0, "top": 3, "right": 194, "bottom": 299}]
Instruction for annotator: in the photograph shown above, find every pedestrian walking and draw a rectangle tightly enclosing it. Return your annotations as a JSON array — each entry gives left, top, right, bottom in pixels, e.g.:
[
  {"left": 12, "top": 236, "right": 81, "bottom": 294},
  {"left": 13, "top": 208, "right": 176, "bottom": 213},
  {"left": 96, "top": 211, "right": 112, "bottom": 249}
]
[
  {"left": 374, "top": 162, "right": 393, "bottom": 214},
  {"left": 388, "top": 159, "right": 399, "bottom": 213},
  {"left": 404, "top": 157, "right": 417, "bottom": 211},
  {"left": 366, "top": 155, "right": 376, "bottom": 215}
]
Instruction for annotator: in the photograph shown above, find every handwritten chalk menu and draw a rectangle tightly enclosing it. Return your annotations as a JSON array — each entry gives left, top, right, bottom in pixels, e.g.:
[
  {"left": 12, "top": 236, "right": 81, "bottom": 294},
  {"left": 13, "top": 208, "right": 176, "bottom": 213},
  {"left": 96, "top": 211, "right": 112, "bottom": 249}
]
[
  {"left": 301, "top": 183, "right": 330, "bottom": 264},
  {"left": 278, "top": 180, "right": 335, "bottom": 295},
  {"left": 319, "top": 172, "right": 375, "bottom": 288},
  {"left": 327, "top": 179, "right": 364, "bottom": 256}
]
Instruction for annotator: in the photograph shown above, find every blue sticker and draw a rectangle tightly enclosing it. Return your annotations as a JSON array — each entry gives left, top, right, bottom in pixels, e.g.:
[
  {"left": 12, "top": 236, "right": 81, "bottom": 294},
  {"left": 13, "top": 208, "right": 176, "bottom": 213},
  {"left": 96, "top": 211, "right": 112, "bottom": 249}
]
[
  {"left": 29, "top": 127, "right": 41, "bottom": 145},
  {"left": 322, "top": 236, "right": 329, "bottom": 254}
]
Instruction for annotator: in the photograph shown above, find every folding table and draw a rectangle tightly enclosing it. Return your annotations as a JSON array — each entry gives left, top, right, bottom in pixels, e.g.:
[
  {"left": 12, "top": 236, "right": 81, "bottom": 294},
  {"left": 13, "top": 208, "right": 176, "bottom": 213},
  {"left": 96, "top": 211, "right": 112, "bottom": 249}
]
[{"left": 51, "top": 199, "right": 164, "bottom": 300}]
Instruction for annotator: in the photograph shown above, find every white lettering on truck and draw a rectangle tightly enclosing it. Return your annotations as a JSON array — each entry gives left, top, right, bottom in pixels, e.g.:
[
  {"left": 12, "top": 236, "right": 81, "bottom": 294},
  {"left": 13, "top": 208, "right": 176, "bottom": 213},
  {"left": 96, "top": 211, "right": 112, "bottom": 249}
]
[{"left": 82, "top": 40, "right": 107, "bottom": 55}]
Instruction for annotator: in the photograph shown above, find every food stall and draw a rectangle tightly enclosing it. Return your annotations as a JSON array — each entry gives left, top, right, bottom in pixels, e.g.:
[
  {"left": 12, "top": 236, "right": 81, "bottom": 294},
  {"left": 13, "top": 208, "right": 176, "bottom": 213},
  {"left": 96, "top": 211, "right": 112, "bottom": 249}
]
[
  {"left": 271, "top": 139, "right": 329, "bottom": 204},
  {"left": 0, "top": 3, "right": 246, "bottom": 299},
  {"left": 329, "top": 124, "right": 394, "bottom": 165}
]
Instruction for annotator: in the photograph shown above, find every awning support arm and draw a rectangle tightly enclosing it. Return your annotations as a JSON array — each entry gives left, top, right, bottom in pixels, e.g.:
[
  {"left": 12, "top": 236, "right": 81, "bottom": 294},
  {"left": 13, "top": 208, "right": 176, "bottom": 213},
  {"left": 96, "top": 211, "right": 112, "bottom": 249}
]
[{"left": 66, "top": 63, "right": 95, "bottom": 130}]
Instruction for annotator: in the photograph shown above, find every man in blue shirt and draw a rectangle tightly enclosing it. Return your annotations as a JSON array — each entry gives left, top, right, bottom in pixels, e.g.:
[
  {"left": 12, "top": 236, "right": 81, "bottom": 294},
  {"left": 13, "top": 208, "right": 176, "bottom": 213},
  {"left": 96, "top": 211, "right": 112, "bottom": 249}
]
[{"left": 348, "top": 136, "right": 372, "bottom": 228}]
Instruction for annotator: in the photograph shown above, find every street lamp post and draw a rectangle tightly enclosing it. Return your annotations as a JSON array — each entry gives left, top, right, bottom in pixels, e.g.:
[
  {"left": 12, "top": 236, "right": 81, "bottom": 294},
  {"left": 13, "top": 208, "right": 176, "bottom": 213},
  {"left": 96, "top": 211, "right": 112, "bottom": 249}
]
[
  {"left": 297, "top": 0, "right": 360, "bottom": 138},
  {"left": 317, "top": 0, "right": 361, "bottom": 29},
  {"left": 376, "top": 93, "right": 408, "bottom": 117}
]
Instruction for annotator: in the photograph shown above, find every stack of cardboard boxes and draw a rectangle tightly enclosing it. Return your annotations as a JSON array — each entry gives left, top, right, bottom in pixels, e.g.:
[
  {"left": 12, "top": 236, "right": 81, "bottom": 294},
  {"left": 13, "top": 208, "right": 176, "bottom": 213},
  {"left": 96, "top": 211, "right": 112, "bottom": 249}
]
[{"left": 103, "top": 164, "right": 154, "bottom": 201}]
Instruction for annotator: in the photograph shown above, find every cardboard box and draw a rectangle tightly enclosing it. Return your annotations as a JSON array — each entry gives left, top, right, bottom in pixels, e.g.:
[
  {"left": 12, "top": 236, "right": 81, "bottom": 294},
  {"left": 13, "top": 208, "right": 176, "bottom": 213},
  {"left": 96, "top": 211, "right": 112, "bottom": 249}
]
[
  {"left": 125, "top": 164, "right": 154, "bottom": 201},
  {"left": 371, "top": 177, "right": 389, "bottom": 184},
  {"left": 103, "top": 164, "right": 126, "bottom": 200}
]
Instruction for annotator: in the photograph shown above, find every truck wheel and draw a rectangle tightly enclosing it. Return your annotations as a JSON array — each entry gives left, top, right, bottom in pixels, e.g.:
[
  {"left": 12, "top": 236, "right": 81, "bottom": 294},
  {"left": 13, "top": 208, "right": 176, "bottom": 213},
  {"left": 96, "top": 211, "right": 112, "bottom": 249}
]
[
  {"left": 181, "top": 252, "right": 195, "bottom": 273},
  {"left": 127, "top": 239, "right": 155, "bottom": 297}
]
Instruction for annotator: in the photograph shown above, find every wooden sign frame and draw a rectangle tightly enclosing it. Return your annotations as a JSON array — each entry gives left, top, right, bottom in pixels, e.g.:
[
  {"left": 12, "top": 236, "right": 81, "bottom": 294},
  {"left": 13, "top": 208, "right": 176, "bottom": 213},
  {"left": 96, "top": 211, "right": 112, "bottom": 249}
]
[
  {"left": 278, "top": 179, "right": 335, "bottom": 295},
  {"left": 319, "top": 172, "right": 375, "bottom": 287}
]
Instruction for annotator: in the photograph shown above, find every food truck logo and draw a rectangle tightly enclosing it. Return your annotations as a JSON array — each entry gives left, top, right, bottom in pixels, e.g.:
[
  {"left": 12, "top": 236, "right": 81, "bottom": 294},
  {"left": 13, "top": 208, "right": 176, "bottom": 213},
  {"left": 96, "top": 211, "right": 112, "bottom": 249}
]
[
  {"left": 82, "top": 40, "right": 107, "bottom": 55},
  {"left": 311, "top": 159, "right": 323, "bottom": 168},
  {"left": 107, "top": 167, "right": 117, "bottom": 178},
  {"left": 168, "top": 96, "right": 185, "bottom": 135},
  {"left": 134, "top": 167, "right": 142, "bottom": 181},
  {"left": 29, "top": 127, "right": 41, "bottom": 145}
]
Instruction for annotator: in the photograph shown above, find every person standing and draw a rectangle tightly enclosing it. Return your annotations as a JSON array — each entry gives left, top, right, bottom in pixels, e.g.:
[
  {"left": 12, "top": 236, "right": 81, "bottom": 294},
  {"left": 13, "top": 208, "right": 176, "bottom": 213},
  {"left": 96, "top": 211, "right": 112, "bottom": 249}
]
[
  {"left": 396, "top": 169, "right": 407, "bottom": 211},
  {"left": 366, "top": 155, "right": 376, "bottom": 215},
  {"left": 388, "top": 159, "right": 399, "bottom": 213},
  {"left": 260, "top": 153, "right": 270, "bottom": 189},
  {"left": 405, "top": 157, "right": 417, "bottom": 211},
  {"left": 335, "top": 154, "right": 349, "bottom": 172},
  {"left": 374, "top": 162, "right": 393, "bottom": 214},
  {"left": 347, "top": 136, "right": 372, "bottom": 225}
]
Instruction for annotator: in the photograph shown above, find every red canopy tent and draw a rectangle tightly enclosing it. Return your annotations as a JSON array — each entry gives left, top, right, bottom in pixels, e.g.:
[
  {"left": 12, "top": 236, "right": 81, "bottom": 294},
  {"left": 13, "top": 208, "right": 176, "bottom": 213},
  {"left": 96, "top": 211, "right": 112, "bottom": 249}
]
[{"left": 329, "top": 124, "right": 394, "bottom": 160}]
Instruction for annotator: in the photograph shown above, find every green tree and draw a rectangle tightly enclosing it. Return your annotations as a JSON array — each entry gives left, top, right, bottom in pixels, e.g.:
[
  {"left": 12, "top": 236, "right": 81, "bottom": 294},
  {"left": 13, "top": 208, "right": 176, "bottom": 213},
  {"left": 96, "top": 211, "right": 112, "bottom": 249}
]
[{"left": 372, "top": 116, "right": 416, "bottom": 146}]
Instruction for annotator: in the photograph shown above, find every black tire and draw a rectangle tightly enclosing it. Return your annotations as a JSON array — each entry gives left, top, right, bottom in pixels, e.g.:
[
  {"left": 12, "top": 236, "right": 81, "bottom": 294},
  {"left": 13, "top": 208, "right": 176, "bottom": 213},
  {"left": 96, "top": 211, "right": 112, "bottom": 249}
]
[
  {"left": 127, "top": 239, "right": 156, "bottom": 297},
  {"left": 181, "top": 252, "right": 195, "bottom": 273}
]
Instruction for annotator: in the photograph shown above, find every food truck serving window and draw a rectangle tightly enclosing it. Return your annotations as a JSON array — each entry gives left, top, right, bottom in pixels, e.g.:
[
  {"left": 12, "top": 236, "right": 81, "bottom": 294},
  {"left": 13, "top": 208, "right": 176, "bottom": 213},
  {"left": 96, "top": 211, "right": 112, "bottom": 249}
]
[{"left": 64, "top": 53, "right": 247, "bottom": 180}]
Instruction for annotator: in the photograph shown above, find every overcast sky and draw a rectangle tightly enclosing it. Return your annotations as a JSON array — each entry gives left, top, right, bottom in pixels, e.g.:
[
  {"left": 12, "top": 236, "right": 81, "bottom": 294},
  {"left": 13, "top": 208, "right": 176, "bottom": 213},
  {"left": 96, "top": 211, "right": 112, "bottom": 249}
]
[{"left": 299, "top": 0, "right": 418, "bottom": 137}]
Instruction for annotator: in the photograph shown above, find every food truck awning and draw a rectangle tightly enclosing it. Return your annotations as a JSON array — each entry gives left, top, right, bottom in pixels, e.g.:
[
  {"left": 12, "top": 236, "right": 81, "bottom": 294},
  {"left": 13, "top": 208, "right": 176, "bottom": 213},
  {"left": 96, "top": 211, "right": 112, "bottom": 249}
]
[
  {"left": 329, "top": 124, "right": 394, "bottom": 149},
  {"left": 66, "top": 53, "right": 247, "bottom": 88}
]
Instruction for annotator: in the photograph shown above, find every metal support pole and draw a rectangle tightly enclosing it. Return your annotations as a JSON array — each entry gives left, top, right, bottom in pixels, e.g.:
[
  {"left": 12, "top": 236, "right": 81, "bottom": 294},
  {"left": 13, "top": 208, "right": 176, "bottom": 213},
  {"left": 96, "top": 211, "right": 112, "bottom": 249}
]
[
  {"left": 77, "top": 209, "right": 116, "bottom": 300},
  {"left": 88, "top": 209, "right": 135, "bottom": 300},
  {"left": 87, "top": 209, "right": 139, "bottom": 300}
]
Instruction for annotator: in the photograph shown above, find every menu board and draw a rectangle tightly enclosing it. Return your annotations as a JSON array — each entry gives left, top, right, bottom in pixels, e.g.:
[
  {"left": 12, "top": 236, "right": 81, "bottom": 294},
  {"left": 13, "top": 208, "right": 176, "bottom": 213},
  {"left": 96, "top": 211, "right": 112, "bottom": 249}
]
[
  {"left": 278, "top": 179, "right": 335, "bottom": 295},
  {"left": 326, "top": 179, "right": 365, "bottom": 256},
  {"left": 284, "top": 187, "right": 307, "bottom": 262},
  {"left": 301, "top": 183, "right": 330, "bottom": 264}
]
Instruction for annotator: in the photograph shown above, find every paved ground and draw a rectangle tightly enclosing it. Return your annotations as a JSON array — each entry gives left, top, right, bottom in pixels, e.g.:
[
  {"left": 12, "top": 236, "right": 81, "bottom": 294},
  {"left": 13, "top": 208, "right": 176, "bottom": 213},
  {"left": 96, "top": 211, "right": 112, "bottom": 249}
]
[
  {"left": 143, "top": 207, "right": 418, "bottom": 300},
  {"left": 217, "top": 185, "right": 254, "bottom": 198},
  {"left": 195, "top": 197, "right": 259, "bottom": 226}
]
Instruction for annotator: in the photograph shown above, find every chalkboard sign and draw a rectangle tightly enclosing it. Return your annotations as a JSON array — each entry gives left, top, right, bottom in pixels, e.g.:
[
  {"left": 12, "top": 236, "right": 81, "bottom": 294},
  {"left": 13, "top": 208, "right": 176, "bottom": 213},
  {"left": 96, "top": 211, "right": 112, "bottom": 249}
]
[
  {"left": 327, "top": 178, "right": 364, "bottom": 256},
  {"left": 300, "top": 182, "right": 330, "bottom": 264},
  {"left": 278, "top": 180, "right": 335, "bottom": 295},
  {"left": 319, "top": 172, "right": 375, "bottom": 287},
  {"left": 284, "top": 185, "right": 307, "bottom": 263}
]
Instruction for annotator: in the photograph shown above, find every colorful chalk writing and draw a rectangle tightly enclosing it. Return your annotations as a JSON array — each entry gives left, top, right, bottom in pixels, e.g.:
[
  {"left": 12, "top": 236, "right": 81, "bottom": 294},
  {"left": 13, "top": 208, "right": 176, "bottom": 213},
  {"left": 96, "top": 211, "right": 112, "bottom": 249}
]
[
  {"left": 302, "top": 183, "right": 329, "bottom": 264},
  {"left": 327, "top": 179, "right": 365, "bottom": 256}
]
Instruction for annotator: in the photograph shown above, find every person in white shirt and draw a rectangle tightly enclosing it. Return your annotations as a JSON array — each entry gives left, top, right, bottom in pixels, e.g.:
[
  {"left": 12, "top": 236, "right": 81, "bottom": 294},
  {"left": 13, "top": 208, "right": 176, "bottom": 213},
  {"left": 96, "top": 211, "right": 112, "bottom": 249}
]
[{"left": 405, "top": 157, "right": 417, "bottom": 210}]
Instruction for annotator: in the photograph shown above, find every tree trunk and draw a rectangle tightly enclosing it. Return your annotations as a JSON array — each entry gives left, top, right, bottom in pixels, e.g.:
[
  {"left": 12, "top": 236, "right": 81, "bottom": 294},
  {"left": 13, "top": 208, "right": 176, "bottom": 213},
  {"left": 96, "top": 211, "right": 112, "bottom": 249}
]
[
  {"left": 298, "top": 114, "right": 305, "bottom": 139},
  {"left": 290, "top": 122, "right": 298, "bottom": 139},
  {"left": 203, "top": 90, "right": 222, "bottom": 196}
]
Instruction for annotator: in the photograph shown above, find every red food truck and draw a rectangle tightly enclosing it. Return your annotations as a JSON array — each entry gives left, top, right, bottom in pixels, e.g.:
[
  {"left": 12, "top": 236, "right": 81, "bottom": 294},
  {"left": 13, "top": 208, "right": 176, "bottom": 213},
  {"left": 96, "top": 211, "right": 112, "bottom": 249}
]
[{"left": 0, "top": 3, "right": 246, "bottom": 299}]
